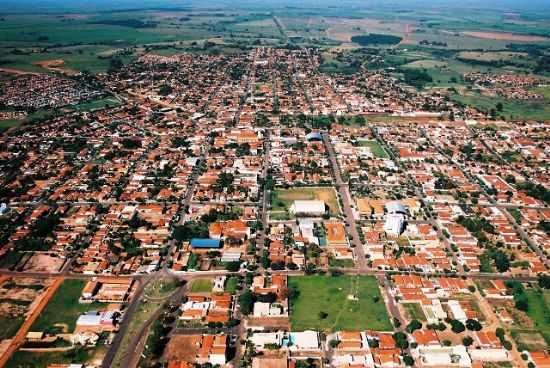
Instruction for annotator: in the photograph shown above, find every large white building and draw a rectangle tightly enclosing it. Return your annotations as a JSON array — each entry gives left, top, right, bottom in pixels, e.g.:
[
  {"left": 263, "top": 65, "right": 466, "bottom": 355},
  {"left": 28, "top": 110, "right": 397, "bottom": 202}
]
[
  {"left": 383, "top": 202, "right": 407, "bottom": 236},
  {"left": 289, "top": 200, "right": 326, "bottom": 216}
]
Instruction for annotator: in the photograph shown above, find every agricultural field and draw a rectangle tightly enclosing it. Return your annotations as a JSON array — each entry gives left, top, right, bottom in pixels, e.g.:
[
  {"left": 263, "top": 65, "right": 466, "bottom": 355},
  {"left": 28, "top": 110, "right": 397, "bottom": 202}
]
[
  {"left": 288, "top": 275, "right": 392, "bottom": 332},
  {"left": 270, "top": 187, "right": 340, "bottom": 218}
]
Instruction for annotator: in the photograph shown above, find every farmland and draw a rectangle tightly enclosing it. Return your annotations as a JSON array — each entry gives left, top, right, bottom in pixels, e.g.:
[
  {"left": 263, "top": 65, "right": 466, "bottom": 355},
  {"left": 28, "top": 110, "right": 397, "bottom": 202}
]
[{"left": 288, "top": 275, "right": 392, "bottom": 332}]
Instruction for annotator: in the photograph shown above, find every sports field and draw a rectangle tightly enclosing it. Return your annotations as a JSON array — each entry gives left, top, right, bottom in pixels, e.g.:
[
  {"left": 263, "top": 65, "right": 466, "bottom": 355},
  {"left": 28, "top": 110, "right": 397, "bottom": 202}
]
[
  {"left": 288, "top": 275, "right": 392, "bottom": 332},
  {"left": 270, "top": 187, "right": 340, "bottom": 217}
]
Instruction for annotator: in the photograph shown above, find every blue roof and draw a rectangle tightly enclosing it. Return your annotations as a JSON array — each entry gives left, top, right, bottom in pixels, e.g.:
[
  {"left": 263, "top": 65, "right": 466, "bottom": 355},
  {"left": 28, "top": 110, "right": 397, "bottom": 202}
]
[
  {"left": 191, "top": 238, "right": 221, "bottom": 248},
  {"left": 306, "top": 132, "right": 322, "bottom": 141}
]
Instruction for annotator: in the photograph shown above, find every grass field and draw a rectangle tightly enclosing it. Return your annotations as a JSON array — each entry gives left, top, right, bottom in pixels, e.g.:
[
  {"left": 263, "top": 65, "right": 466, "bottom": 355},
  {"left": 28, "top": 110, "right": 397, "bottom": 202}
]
[
  {"left": 225, "top": 277, "right": 240, "bottom": 295},
  {"left": 71, "top": 97, "right": 121, "bottom": 111},
  {"left": 0, "top": 315, "right": 24, "bottom": 340},
  {"left": 190, "top": 279, "right": 212, "bottom": 293},
  {"left": 524, "top": 289, "right": 550, "bottom": 345},
  {"left": 32, "top": 279, "right": 105, "bottom": 333},
  {"left": 270, "top": 187, "right": 340, "bottom": 216},
  {"left": 453, "top": 93, "right": 550, "bottom": 121},
  {"left": 289, "top": 275, "right": 392, "bottom": 332},
  {"left": 357, "top": 139, "right": 388, "bottom": 158},
  {"left": 403, "top": 303, "right": 427, "bottom": 322},
  {"left": 328, "top": 258, "right": 355, "bottom": 268},
  {"left": 7, "top": 347, "right": 95, "bottom": 368}
]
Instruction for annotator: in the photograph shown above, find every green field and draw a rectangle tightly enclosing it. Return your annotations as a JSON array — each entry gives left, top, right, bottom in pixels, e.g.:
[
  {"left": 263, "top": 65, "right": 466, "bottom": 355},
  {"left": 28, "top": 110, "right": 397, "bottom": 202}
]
[
  {"left": 453, "top": 93, "right": 550, "bottom": 121},
  {"left": 225, "top": 277, "right": 240, "bottom": 295},
  {"left": 71, "top": 97, "right": 121, "bottom": 111},
  {"left": 31, "top": 280, "right": 106, "bottom": 333},
  {"left": 190, "top": 278, "right": 212, "bottom": 293},
  {"left": 403, "top": 303, "right": 427, "bottom": 322},
  {"left": 288, "top": 275, "right": 392, "bottom": 331},
  {"left": 524, "top": 289, "right": 550, "bottom": 345},
  {"left": 357, "top": 139, "right": 388, "bottom": 158},
  {"left": 7, "top": 347, "right": 95, "bottom": 368},
  {"left": 270, "top": 187, "right": 340, "bottom": 216},
  {"left": 0, "top": 315, "right": 24, "bottom": 340}
]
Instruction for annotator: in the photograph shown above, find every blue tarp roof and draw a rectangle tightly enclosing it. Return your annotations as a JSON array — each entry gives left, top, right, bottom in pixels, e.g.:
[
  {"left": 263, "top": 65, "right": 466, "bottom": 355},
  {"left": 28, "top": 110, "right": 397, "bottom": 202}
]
[{"left": 191, "top": 238, "right": 221, "bottom": 248}]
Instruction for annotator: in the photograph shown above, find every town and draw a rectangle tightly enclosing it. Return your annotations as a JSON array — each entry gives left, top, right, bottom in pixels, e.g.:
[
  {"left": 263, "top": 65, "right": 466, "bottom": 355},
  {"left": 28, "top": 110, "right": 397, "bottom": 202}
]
[{"left": 0, "top": 9, "right": 549, "bottom": 368}]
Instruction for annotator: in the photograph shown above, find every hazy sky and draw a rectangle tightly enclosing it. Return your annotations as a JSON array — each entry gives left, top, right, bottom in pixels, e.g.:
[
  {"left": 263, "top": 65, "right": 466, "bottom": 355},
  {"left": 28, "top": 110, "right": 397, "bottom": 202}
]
[{"left": 1, "top": 0, "right": 549, "bottom": 13}]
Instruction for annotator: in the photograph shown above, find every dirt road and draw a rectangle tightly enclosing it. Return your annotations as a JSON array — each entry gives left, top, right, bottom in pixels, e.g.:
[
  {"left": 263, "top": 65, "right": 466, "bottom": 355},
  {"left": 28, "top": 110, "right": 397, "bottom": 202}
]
[{"left": 0, "top": 277, "right": 63, "bottom": 367}]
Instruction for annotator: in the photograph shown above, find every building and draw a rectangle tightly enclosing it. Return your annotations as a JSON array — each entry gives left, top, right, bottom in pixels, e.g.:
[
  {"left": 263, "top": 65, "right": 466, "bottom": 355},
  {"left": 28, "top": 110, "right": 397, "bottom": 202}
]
[
  {"left": 191, "top": 238, "right": 222, "bottom": 249},
  {"left": 384, "top": 202, "right": 407, "bottom": 236},
  {"left": 289, "top": 200, "right": 326, "bottom": 216}
]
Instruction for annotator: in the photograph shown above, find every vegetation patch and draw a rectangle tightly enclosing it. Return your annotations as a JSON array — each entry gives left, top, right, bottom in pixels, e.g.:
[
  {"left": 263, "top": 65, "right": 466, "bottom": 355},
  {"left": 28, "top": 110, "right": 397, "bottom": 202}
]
[
  {"left": 288, "top": 275, "right": 392, "bottom": 331},
  {"left": 351, "top": 34, "right": 402, "bottom": 46}
]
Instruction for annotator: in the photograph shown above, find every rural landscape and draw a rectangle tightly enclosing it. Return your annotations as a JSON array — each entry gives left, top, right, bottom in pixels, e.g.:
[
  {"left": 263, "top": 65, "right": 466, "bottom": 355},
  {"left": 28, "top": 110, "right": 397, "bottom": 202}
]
[{"left": 0, "top": 0, "right": 549, "bottom": 368}]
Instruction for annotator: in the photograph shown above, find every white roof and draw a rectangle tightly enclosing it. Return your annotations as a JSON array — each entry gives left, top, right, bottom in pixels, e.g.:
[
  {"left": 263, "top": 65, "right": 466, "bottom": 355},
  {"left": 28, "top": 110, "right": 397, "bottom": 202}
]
[
  {"left": 290, "top": 200, "right": 325, "bottom": 214},
  {"left": 290, "top": 331, "right": 319, "bottom": 350}
]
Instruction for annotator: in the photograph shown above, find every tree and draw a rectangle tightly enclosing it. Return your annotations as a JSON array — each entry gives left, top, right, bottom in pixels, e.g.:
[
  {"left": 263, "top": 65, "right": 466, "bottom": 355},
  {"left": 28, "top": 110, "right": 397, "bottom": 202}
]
[
  {"left": 450, "top": 319, "right": 465, "bottom": 333},
  {"left": 403, "top": 355, "right": 414, "bottom": 366},
  {"left": 538, "top": 273, "right": 550, "bottom": 289},
  {"left": 239, "top": 291, "right": 255, "bottom": 315},
  {"left": 406, "top": 320, "right": 423, "bottom": 333},
  {"left": 465, "top": 319, "right": 482, "bottom": 331},
  {"left": 319, "top": 311, "right": 328, "bottom": 319},
  {"left": 393, "top": 332, "right": 409, "bottom": 350},
  {"left": 225, "top": 261, "right": 241, "bottom": 272},
  {"left": 329, "top": 339, "right": 340, "bottom": 348},
  {"left": 462, "top": 336, "right": 473, "bottom": 346}
]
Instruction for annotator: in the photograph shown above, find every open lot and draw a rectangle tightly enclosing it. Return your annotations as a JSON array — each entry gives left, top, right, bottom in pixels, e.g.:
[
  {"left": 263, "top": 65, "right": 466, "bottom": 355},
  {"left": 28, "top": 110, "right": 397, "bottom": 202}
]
[
  {"left": 189, "top": 278, "right": 213, "bottom": 293},
  {"left": 7, "top": 347, "right": 96, "bottom": 368},
  {"left": 288, "top": 275, "right": 392, "bottom": 332},
  {"left": 31, "top": 279, "right": 105, "bottom": 333},
  {"left": 270, "top": 187, "right": 340, "bottom": 217},
  {"left": 524, "top": 289, "right": 550, "bottom": 345},
  {"left": 357, "top": 139, "right": 388, "bottom": 158}
]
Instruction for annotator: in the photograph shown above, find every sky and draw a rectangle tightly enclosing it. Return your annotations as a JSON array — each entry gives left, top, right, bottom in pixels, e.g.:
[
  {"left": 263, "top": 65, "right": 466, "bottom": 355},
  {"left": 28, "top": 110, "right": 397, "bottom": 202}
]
[{"left": 1, "top": 0, "right": 549, "bottom": 13}]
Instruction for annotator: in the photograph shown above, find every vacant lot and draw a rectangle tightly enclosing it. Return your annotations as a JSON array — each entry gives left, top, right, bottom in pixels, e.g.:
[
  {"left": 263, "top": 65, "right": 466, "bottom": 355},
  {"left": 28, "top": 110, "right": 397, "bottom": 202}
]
[
  {"left": 31, "top": 279, "right": 105, "bottom": 333},
  {"left": 524, "top": 289, "right": 550, "bottom": 345},
  {"left": 7, "top": 347, "right": 95, "bottom": 368},
  {"left": 271, "top": 187, "right": 340, "bottom": 217},
  {"left": 190, "top": 279, "right": 212, "bottom": 293},
  {"left": 403, "top": 303, "right": 426, "bottom": 322},
  {"left": 289, "top": 275, "right": 392, "bottom": 331},
  {"left": 357, "top": 140, "right": 388, "bottom": 158}
]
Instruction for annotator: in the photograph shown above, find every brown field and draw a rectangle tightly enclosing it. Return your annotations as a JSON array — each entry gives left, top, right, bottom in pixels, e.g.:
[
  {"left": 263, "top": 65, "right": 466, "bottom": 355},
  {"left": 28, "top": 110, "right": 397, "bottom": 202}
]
[
  {"left": 0, "top": 68, "right": 40, "bottom": 75},
  {"left": 23, "top": 253, "right": 65, "bottom": 273},
  {"left": 462, "top": 31, "right": 548, "bottom": 42},
  {"left": 515, "top": 331, "right": 548, "bottom": 351},
  {"left": 325, "top": 17, "right": 407, "bottom": 43},
  {"left": 32, "top": 59, "right": 79, "bottom": 75}
]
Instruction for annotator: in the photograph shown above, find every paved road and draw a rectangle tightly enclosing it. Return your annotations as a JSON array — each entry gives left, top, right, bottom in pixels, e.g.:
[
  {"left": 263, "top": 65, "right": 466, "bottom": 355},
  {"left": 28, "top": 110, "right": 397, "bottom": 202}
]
[
  {"left": 322, "top": 132, "right": 367, "bottom": 271},
  {"left": 101, "top": 276, "right": 152, "bottom": 368}
]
